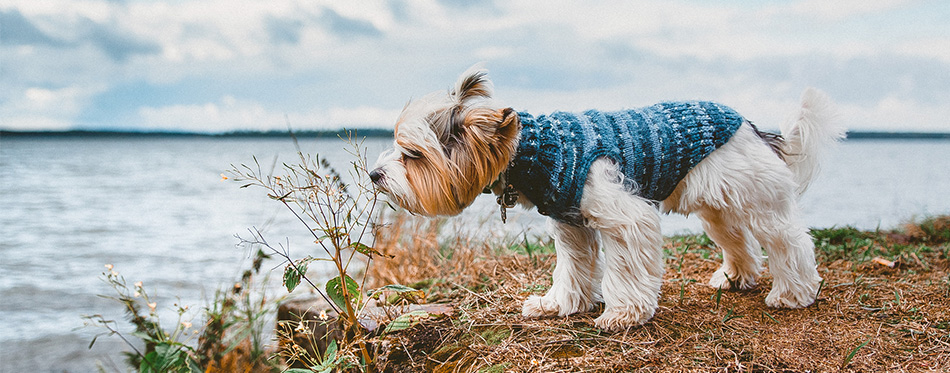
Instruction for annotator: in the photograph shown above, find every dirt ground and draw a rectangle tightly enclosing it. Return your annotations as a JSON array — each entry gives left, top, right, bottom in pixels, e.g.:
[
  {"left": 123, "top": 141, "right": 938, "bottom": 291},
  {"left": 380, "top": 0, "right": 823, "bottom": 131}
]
[{"left": 362, "top": 217, "right": 950, "bottom": 372}]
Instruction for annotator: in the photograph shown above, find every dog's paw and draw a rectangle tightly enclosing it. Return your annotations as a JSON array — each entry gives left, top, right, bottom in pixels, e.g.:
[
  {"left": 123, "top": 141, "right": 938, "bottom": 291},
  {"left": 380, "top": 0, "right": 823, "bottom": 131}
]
[
  {"left": 765, "top": 282, "right": 819, "bottom": 308},
  {"left": 522, "top": 295, "right": 561, "bottom": 318},
  {"left": 708, "top": 267, "right": 757, "bottom": 291},
  {"left": 594, "top": 306, "right": 653, "bottom": 332}
]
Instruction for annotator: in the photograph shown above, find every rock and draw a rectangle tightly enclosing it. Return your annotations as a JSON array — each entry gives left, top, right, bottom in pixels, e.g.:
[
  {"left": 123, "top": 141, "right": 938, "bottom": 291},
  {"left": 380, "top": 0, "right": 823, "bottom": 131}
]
[
  {"left": 276, "top": 298, "right": 344, "bottom": 368},
  {"left": 275, "top": 297, "right": 454, "bottom": 368}
]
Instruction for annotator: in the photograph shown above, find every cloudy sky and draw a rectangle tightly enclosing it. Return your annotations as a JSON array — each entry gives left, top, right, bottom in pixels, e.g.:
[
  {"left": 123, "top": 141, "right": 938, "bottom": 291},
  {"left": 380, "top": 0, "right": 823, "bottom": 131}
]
[{"left": 2, "top": 0, "right": 949, "bottom": 133}]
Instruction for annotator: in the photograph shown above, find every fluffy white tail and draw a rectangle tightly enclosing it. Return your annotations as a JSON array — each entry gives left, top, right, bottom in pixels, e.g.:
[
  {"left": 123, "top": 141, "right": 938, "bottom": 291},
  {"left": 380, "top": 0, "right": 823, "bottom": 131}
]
[{"left": 780, "top": 88, "right": 846, "bottom": 195}]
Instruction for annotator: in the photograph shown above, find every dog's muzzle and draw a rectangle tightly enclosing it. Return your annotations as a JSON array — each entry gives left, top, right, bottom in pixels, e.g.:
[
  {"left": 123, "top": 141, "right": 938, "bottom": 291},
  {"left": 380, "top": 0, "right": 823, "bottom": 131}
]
[{"left": 369, "top": 168, "right": 384, "bottom": 184}]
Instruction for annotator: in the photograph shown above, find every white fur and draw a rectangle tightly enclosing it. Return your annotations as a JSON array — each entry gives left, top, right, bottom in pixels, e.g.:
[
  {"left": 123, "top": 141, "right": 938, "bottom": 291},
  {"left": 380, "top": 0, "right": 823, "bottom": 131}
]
[
  {"left": 582, "top": 160, "right": 665, "bottom": 329},
  {"left": 522, "top": 219, "right": 602, "bottom": 318},
  {"left": 781, "top": 88, "right": 846, "bottom": 195},
  {"left": 663, "top": 123, "right": 827, "bottom": 307},
  {"left": 371, "top": 66, "right": 842, "bottom": 331}
]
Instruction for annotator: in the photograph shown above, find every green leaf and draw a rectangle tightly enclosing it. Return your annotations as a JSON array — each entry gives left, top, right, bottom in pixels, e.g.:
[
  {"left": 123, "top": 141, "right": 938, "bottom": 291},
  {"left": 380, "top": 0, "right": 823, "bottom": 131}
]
[
  {"left": 712, "top": 284, "right": 723, "bottom": 309},
  {"left": 284, "top": 369, "right": 317, "bottom": 373},
  {"left": 722, "top": 305, "right": 742, "bottom": 323},
  {"left": 842, "top": 339, "right": 871, "bottom": 369},
  {"left": 326, "top": 274, "right": 361, "bottom": 311},
  {"left": 140, "top": 343, "right": 190, "bottom": 373},
  {"left": 268, "top": 191, "right": 292, "bottom": 201},
  {"left": 187, "top": 358, "right": 203, "bottom": 373},
  {"left": 140, "top": 351, "right": 158, "bottom": 373},
  {"left": 348, "top": 242, "right": 394, "bottom": 259},
  {"left": 373, "top": 284, "right": 418, "bottom": 293},
  {"left": 283, "top": 261, "right": 308, "bottom": 293},
  {"left": 367, "top": 284, "right": 425, "bottom": 303},
  {"left": 309, "top": 339, "right": 339, "bottom": 372},
  {"left": 131, "top": 331, "right": 158, "bottom": 343},
  {"left": 325, "top": 339, "right": 338, "bottom": 360},
  {"left": 384, "top": 310, "right": 430, "bottom": 334}
]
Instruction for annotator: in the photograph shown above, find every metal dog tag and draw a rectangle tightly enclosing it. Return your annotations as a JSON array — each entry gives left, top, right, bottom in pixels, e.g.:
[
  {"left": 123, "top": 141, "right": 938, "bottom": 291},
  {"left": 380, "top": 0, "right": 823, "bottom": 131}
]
[{"left": 496, "top": 184, "right": 518, "bottom": 223}]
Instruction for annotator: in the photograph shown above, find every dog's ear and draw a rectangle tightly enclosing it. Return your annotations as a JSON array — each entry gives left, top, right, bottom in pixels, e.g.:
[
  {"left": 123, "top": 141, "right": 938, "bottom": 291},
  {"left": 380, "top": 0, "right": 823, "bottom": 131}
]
[
  {"left": 495, "top": 107, "right": 519, "bottom": 140},
  {"left": 453, "top": 107, "right": 519, "bottom": 156},
  {"left": 451, "top": 64, "right": 492, "bottom": 104}
]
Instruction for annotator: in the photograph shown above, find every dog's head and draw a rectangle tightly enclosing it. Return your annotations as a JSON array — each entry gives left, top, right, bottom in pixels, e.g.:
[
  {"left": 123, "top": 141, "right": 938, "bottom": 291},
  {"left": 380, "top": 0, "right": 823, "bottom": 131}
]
[{"left": 370, "top": 65, "right": 520, "bottom": 216}]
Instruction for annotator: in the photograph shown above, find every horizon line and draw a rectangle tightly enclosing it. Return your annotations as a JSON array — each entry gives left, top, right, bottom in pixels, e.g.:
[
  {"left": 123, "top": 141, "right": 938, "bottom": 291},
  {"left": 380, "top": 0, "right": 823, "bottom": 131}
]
[
  {"left": 2, "top": 128, "right": 949, "bottom": 140},
  {"left": 0, "top": 128, "right": 396, "bottom": 138}
]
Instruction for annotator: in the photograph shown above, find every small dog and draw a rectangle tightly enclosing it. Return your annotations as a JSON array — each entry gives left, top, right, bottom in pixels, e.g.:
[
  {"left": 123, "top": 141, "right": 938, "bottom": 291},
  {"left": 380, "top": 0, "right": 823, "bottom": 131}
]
[{"left": 370, "top": 65, "right": 843, "bottom": 331}]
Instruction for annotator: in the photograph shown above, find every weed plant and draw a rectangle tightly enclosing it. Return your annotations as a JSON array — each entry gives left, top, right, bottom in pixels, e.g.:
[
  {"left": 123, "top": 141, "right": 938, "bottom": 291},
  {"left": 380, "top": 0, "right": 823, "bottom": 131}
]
[
  {"left": 88, "top": 131, "right": 405, "bottom": 372},
  {"left": 84, "top": 247, "right": 278, "bottom": 373},
  {"left": 229, "top": 131, "right": 420, "bottom": 371}
]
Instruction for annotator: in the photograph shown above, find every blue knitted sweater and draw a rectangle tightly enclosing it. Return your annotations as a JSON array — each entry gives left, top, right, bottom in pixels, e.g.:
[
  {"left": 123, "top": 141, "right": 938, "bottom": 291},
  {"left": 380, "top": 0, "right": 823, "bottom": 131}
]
[{"left": 509, "top": 101, "right": 745, "bottom": 225}]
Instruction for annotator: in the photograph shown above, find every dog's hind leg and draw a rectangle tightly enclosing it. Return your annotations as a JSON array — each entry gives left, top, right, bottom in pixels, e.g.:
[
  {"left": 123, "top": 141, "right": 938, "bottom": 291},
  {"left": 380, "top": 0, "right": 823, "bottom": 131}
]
[
  {"left": 747, "top": 199, "right": 821, "bottom": 308},
  {"left": 522, "top": 219, "right": 601, "bottom": 318},
  {"left": 581, "top": 159, "right": 664, "bottom": 331},
  {"left": 699, "top": 208, "right": 762, "bottom": 290}
]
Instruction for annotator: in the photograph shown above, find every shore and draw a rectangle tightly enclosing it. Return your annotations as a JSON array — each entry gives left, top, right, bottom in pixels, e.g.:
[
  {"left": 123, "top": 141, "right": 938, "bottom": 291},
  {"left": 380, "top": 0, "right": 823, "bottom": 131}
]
[
  {"left": 283, "top": 215, "right": 950, "bottom": 372},
  {"left": 88, "top": 215, "right": 950, "bottom": 372}
]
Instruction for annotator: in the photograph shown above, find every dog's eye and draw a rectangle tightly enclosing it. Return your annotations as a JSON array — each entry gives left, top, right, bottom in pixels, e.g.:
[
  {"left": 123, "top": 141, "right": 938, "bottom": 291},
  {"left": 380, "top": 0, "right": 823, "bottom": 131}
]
[{"left": 403, "top": 149, "right": 422, "bottom": 159}]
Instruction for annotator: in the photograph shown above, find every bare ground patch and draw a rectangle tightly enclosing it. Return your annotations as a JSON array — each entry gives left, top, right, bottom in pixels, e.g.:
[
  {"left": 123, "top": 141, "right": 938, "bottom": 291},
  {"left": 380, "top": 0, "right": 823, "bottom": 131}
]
[{"left": 358, "top": 216, "right": 950, "bottom": 372}]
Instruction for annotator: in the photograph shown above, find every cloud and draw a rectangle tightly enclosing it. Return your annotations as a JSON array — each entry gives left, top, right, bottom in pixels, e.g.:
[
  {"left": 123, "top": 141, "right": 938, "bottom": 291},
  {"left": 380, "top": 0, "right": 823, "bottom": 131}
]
[
  {"left": 839, "top": 96, "right": 950, "bottom": 132},
  {"left": 783, "top": 0, "right": 916, "bottom": 21},
  {"left": 265, "top": 16, "right": 304, "bottom": 45},
  {"left": 319, "top": 7, "right": 382, "bottom": 39},
  {"left": 135, "top": 96, "right": 400, "bottom": 133},
  {"left": 81, "top": 17, "right": 162, "bottom": 62},
  {"left": 0, "top": 7, "right": 161, "bottom": 62},
  {"left": 1, "top": 85, "right": 105, "bottom": 131},
  {"left": 1, "top": 0, "right": 948, "bottom": 133},
  {"left": 0, "top": 9, "right": 67, "bottom": 46}
]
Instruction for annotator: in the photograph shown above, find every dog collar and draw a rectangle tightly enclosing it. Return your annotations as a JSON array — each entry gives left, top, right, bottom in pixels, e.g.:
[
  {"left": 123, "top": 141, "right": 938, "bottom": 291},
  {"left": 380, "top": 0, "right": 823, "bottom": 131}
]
[
  {"left": 481, "top": 168, "right": 519, "bottom": 223},
  {"left": 479, "top": 112, "right": 522, "bottom": 223}
]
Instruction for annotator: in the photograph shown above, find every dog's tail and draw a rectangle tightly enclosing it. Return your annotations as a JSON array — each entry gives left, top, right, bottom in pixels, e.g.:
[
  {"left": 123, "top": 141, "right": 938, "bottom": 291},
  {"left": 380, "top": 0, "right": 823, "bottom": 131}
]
[{"left": 778, "top": 88, "right": 845, "bottom": 196}]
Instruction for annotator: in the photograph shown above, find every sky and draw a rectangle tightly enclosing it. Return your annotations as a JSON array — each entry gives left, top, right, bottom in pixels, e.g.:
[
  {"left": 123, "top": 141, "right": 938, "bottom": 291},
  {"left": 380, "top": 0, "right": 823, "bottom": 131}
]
[{"left": 2, "top": 0, "right": 949, "bottom": 133}]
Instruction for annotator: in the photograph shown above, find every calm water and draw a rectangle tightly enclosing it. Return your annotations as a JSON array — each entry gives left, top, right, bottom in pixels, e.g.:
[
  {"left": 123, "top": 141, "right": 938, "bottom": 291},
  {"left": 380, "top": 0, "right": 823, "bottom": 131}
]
[{"left": 1, "top": 136, "right": 948, "bottom": 372}]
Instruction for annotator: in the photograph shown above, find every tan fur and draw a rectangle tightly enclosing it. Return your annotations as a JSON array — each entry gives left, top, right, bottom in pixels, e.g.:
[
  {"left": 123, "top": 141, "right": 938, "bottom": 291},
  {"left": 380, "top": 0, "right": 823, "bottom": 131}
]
[{"left": 400, "top": 107, "right": 518, "bottom": 215}]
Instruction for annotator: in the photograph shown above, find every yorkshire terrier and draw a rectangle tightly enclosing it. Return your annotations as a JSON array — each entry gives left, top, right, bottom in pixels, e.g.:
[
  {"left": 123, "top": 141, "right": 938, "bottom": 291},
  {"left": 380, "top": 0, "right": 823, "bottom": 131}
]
[{"left": 370, "top": 65, "right": 843, "bottom": 331}]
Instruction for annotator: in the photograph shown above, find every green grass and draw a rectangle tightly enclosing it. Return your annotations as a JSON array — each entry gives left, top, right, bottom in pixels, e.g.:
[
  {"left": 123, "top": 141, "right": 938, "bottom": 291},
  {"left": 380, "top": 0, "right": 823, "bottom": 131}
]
[
  {"left": 812, "top": 216, "right": 950, "bottom": 266},
  {"left": 811, "top": 226, "right": 882, "bottom": 262}
]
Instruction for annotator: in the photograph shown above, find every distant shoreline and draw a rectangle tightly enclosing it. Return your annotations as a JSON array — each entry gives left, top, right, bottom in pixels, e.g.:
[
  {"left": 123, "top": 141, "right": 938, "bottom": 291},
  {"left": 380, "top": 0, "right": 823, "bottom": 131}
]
[
  {"left": 2, "top": 129, "right": 949, "bottom": 140},
  {"left": 0, "top": 129, "right": 396, "bottom": 138}
]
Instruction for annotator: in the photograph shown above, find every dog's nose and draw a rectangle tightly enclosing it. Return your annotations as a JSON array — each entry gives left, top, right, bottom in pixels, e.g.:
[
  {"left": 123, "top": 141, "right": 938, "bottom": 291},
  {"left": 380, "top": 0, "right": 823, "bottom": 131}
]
[{"left": 369, "top": 169, "right": 383, "bottom": 183}]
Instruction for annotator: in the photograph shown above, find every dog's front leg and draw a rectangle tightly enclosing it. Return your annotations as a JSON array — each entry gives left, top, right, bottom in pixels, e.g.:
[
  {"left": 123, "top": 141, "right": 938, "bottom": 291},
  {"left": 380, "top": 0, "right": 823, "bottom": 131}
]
[
  {"left": 582, "top": 160, "right": 664, "bottom": 331},
  {"left": 522, "top": 219, "right": 601, "bottom": 318}
]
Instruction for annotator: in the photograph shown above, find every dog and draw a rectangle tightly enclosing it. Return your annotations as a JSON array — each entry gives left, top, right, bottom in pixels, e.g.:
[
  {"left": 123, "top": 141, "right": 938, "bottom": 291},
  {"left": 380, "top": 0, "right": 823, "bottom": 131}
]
[{"left": 369, "top": 65, "right": 843, "bottom": 331}]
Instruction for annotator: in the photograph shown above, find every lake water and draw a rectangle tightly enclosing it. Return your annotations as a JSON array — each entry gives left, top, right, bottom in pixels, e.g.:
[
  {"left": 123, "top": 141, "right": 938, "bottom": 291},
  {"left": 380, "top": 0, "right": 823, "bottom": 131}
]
[{"left": 1, "top": 135, "right": 948, "bottom": 372}]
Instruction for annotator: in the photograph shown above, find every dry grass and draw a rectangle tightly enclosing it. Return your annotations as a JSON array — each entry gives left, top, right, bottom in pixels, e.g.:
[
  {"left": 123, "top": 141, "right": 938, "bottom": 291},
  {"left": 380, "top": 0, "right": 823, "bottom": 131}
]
[
  {"left": 364, "top": 210, "right": 503, "bottom": 290},
  {"left": 363, "top": 214, "right": 950, "bottom": 372}
]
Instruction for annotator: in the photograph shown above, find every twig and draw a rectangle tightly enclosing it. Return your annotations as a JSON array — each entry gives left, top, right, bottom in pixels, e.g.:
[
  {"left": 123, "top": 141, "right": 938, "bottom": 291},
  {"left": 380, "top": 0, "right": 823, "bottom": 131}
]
[
  {"left": 247, "top": 227, "right": 340, "bottom": 314},
  {"left": 543, "top": 337, "right": 658, "bottom": 346},
  {"left": 451, "top": 281, "right": 501, "bottom": 309}
]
